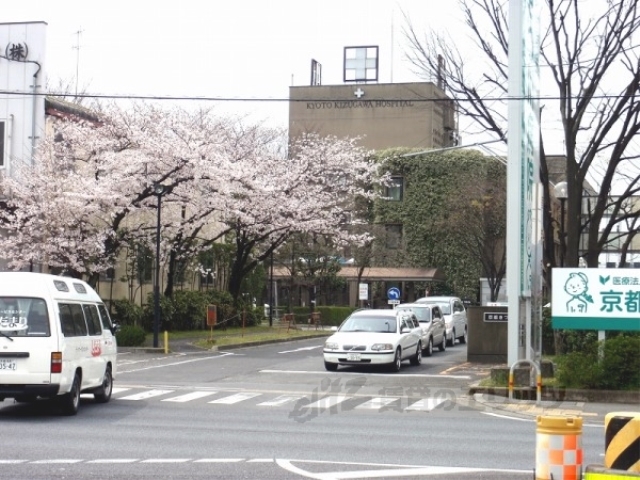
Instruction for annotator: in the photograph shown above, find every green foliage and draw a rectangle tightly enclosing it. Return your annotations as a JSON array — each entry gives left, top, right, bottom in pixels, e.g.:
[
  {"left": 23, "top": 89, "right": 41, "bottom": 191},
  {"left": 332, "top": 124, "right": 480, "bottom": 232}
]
[
  {"left": 372, "top": 148, "right": 506, "bottom": 300},
  {"left": 111, "top": 299, "right": 144, "bottom": 327},
  {"left": 116, "top": 325, "right": 147, "bottom": 347},
  {"left": 291, "top": 306, "right": 358, "bottom": 326},
  {"left": 555, "top": 334, "right": 640, "bottom": 390}
]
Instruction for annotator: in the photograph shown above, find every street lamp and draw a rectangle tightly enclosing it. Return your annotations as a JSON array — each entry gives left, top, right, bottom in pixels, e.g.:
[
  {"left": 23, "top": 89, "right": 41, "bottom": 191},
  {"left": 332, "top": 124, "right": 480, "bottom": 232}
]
[
  {"left": 554, "top": 181, "right": 568, "bottom": 267},
  {"left": 153, "top": 182, "right": 166, "bottom": 348}
]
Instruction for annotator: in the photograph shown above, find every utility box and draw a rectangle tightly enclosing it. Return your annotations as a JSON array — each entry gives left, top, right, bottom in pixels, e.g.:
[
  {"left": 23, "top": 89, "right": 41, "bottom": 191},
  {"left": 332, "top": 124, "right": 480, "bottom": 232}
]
[{"left": 467, "top": 306, "right": 508, "bottom": 363}]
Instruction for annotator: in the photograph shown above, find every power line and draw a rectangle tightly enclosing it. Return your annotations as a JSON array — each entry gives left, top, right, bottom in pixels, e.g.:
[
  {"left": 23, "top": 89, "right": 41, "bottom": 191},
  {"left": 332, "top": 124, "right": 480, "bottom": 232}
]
[{"left": 0, "top": 90, "right": 636, "bottom": 103}]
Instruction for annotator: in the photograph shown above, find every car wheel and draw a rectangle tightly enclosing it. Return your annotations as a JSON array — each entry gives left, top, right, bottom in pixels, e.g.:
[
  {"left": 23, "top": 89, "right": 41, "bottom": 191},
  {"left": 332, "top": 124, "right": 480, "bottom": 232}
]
[
  {"left": 59, "top": 372, "right": 81, "bottom": 416},
  {"left": 410, "top": 342, "right": 422, "bottom": 365},
  {"left": 390, "top": 348, "right": 402, "bottom": 372},
  {"left": 94, "top": 366, "right": 113, "bottom": 403},
  {"left": 438, "top": 333, "right": 447, "bottom": 352},
  {"left": 447, "top": 329, "right": 456, "bottom": 347},
  {"left": 460, "top": 327, "right": 468, "bottom": 344},
  {"left": 324, "top": 361, "right": 338, "bottom": 371},
  {"left": 424, "top": 337, "right": 433, "bottom": 357}
]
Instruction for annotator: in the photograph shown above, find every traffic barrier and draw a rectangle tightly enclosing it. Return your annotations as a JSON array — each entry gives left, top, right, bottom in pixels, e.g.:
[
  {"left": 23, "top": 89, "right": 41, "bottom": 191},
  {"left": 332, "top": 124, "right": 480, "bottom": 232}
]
[
  {"left": 535, "top": 415, "right": 583, "bottom": 480},
  {"left": 584, "top": 464, "right": 640, "bottom": 479},
  {"left": 605, "top": 412, "right": 640, "bottom": 472}
]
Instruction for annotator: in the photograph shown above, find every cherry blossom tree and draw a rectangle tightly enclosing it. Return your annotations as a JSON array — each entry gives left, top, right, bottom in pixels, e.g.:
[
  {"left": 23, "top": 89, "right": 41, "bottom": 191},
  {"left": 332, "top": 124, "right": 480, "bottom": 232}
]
[{"left": 0, "top": 103, "right": 383, "bottom": 304}]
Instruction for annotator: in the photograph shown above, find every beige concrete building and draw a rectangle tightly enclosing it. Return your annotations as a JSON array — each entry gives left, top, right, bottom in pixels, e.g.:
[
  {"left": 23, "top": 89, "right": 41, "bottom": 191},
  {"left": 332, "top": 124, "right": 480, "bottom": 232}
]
[{"left": 289, "top": 82, "right": 457, "bottom": 150}]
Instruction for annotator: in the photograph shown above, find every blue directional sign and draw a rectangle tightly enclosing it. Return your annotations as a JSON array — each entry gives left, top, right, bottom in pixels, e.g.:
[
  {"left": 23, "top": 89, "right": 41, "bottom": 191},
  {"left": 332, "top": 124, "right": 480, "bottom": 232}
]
[{"left": 387, "top": 287, "right": 401, "bottom": 301}]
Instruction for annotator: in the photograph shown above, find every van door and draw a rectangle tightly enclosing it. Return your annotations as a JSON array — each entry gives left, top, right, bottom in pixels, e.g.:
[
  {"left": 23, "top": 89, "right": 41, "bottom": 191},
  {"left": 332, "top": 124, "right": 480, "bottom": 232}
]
[
  {"left": 83, "top": 304, "right": 110, "bottom": 383},
  {"left": 0, "top": 297, "right": 56, "bottom": 389},
  {"left": 58, "top": 303, "right": 97, "bottom": 390}
]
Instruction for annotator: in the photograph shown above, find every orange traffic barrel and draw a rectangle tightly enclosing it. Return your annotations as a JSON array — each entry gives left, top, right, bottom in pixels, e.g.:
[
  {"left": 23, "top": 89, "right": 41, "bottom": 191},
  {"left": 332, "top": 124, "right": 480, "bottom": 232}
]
[
  {"left": 605, "top": 412, "right": 640, "bottom": 472},
  {"left": 536, "top": 415, "right": 583, "bottom": 480}
]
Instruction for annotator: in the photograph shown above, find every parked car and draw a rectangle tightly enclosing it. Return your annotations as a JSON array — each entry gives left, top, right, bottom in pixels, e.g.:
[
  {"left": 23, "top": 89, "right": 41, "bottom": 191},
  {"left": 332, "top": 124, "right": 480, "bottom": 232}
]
[
  {"left": 396, "top": 303, "right": 447, "bottom": 356},
  {"left": 415, "top": 296, "right": 468, "bottom": 346},
  {"left": 323, "top": 309, "right": 422, "bottom": 372}
]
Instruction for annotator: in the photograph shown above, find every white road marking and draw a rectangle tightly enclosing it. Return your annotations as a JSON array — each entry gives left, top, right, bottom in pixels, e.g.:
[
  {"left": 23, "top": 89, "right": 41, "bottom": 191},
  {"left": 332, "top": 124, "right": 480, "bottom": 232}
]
[
  {"left": 162, "top": 391, "right": 218, "bottom": 402},
  {"left": 259, "top": 369, "right": 471, "bottom": 379},
  {"left": 31, "top": 459, "right": 83, "bottom": 464},
  {"left": 141, "top": 459, "right": 191, "bottom": 463},
  {"left": 303, "top": 395, "right": 349, "bottom": 409},
  {"left": 193, "top": 458, "right": 245, "bottom": 463},
  {"left": 278, "top": 346, "right": 323, "bottom": 354},
  {"left": 257, "top": 395, "right": 304, "bottom": 406},
  {"left": 405, "top": 397, "right": 446, "bottom": 411},
  {"left": 355, "top": 397, "right": 398, "bottom": 409},
  {"left": 118, "top": 352, "right": 234, "bottom": 374},
  {"left": 87, "top": 459, "right": 139, "bottom": 463},
  {"left": 111, "top": 387, "right": 131, "bottom": 395},
  {"left": 208, "top": 392, "right": 262, "bottom": 404},
  {"left": 117, "top": 389, "right": 173, "bottom": 401}
]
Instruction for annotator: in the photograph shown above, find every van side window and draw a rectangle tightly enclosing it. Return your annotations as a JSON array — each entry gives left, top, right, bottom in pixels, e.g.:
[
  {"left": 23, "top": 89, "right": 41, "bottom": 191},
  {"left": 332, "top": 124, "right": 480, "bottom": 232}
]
[
  {"left": 58, "top": 303, "right": 88, "bottom": 337},
  {"left": 97, "top": 304, "right": 113, "bottom": 330},
  {"left": 83, "top": 304, "right": 102, "bottom": 336}
]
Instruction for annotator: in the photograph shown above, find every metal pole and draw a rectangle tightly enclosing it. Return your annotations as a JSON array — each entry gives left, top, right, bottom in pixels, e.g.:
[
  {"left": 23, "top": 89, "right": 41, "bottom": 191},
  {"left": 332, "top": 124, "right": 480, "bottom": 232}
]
[
  {"left": 560, "top": 198, "right": 566, "bottom": 267},
  {"left": 269, "top": 252, "right": 274, "bottom": 327},
  {"left": 153, "top": 193, "right": 162, "bottom": 348}
]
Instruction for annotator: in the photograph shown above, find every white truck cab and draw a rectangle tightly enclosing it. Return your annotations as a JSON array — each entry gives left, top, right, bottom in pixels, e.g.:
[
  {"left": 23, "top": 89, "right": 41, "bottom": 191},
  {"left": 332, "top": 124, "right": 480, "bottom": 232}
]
[{"left": 0, "top": 272, "right": 117, "bottom": 415}]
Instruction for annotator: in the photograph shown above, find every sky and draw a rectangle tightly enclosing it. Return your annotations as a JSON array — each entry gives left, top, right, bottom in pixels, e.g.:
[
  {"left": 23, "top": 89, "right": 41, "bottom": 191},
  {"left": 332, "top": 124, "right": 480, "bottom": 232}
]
[{"left": 3, "top": 0, "right": 466, "bottom": 129}]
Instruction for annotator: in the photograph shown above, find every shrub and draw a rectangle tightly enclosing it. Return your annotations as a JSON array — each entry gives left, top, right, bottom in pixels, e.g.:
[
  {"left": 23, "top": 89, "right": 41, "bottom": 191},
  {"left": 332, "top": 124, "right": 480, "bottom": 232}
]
[
  {"left": 116, "top": 325, "right": 147, "bottom": 347},
  {"left": 555, "top": 333, "right": 640, "bottom": 390},
  {"left": 111, "top": 299, "right": 144, "bottom": 327},
  {"left": 290, "top": 306, "right": 357, "bottom": 326}
]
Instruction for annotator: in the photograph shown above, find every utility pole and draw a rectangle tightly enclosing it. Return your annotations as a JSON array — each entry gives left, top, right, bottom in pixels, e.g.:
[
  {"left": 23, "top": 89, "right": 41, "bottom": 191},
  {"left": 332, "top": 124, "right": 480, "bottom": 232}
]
[{"left": 73, "top": 28, "right": 84, "bottom": 100}]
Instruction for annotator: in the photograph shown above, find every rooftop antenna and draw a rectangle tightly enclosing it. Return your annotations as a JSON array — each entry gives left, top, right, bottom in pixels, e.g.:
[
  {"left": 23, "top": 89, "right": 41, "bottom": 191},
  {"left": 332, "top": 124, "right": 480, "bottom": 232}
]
[{"left": 73, "top": 28, "right": 84, "bottom": 100}]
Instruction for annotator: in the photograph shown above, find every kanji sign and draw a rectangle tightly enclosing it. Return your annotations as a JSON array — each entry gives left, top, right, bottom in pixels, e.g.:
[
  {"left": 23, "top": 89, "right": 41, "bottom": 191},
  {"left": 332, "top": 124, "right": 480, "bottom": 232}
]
[{"left": 551, "top": 268, "right": 640, "bottom": 331}]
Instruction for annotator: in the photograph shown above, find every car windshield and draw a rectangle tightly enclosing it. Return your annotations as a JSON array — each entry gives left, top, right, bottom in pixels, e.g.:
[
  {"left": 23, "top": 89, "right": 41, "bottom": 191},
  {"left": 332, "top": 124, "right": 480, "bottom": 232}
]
[
  {"left": 340, "top": 315, "right": 398, "bottom": 333},
  {"left": 423, "top": 301, "right": 451, "bottom": 315},
  {"left": 397, "top": 307, "right": 430, "bottom": 323}
]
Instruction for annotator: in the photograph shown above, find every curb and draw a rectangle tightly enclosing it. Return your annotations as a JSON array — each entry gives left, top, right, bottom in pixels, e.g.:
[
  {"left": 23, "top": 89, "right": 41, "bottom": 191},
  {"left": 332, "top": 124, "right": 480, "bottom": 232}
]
[{"left": 468, "top": 385, "right": 640, "bottom": 404}]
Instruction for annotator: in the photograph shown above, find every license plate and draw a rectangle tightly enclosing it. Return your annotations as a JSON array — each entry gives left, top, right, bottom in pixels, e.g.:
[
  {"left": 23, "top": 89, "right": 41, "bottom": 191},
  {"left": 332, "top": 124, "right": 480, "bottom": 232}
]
[
  {"left": 0, "top": 359, "right": 17, "bottom": 371},
  {"left": 347, "top": 353, "right": 361, "bottom": 361}
]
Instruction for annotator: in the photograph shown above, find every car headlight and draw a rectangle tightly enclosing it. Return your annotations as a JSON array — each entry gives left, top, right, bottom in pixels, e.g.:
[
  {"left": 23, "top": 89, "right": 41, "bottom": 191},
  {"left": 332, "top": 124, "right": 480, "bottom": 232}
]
[
  {"left": 371, "top": 343, "right": 393, "bottom": 351},
  {"left": 324, "top": 341, "right": 339, "bottom": 350}
]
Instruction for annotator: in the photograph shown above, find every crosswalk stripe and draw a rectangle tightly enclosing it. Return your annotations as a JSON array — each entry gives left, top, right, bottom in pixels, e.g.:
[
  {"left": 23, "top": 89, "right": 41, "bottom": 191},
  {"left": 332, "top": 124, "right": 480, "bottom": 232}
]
[
  {"left": 405, "top": 398, "right": 446, "bottom": 411},
  {"left": 117, "top": 389, "right": 174, "bottom": 401},
  {"left": 162, "top": 391, "right": 218, "bottom": 403},
  {"left": 257, "top": 395, "right": 304, "bottom": 407},
  {"left": 110, "top": 388, "right": 457, "bottom": 412},
  {"left": 111, "top": 387, "right": 132, "bottom": 395},
  {"left": 303, "top": 395, "right": 349, "bottom": 409},
  {"left": 355, "top": 397, "right": 399, "bottom": 409},
  {"left": 208, "top": 393, "right": 262, "bottom": 404}
]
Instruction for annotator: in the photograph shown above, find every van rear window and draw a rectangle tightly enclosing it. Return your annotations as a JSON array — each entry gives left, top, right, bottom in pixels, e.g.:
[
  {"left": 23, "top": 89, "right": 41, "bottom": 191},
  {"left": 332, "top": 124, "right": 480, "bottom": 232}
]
[{"left": 0, "top": 297, "right": 51, "bottom": 337}]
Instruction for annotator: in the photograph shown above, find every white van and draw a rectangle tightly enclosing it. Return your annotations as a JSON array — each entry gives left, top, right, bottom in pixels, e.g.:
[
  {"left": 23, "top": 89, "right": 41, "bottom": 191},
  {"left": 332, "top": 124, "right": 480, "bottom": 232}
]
[{"left": 0, "top": 272, "right": 117, "bottom": 415}]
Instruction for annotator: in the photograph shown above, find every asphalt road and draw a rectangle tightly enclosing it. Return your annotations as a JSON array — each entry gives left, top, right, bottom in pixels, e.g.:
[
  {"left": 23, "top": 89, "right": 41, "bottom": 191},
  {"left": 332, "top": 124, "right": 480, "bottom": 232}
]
[{"left": 0, "top": 338, "right": 616, "bottom": 479}]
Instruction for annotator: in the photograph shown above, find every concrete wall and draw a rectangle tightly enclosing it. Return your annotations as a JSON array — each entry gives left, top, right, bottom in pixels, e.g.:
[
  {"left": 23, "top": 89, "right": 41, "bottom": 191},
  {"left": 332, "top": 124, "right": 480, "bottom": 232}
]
[
  {"left": 467, "top": 306, "right": 508, "bottom": 363},
  {"left": 289, "top": 82, "right": 456, "bottom": 151}
]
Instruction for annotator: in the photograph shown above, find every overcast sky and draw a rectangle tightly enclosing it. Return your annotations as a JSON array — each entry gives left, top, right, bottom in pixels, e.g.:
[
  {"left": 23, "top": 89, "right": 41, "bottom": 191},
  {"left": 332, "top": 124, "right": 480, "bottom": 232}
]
[{"left": 5, "top": 1, "right": 468, "bottom": 129}]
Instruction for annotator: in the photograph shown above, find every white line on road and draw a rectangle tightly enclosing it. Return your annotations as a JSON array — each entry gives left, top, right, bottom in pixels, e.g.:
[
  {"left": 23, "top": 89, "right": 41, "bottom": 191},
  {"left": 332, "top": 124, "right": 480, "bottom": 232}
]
[
  {"left": 355, "top": 397, "right": 398, "bottom": 409},
  {"left": 257, "top": 395, "right": 304, "bottom": 407},
  {"left": 140, "top": 459, "right": 191, "bottom": 463},
  {"left": 260, "top": 369, "right": 471, "bottom": 379},
  {"left": 118, "top": 352, "right": 234, "bottom": 374},
  {"left": 208, "top": 392, "right": 262, "bottom": 404},
  {"left": 162, "top": 391, "right": 218, "bottom": 402},
  {"left": 87, "top": 459, "right": 139, "bottom": 464},
  {"left": 303, "top": 395, "right": 349, "bottom": 409},
  {"left": 118, "top": 389, "right": 173, "bottom": 401},
  {"left": 405, "top": 397, "right": 447, "bottom": 411},
  {"left": 278, "top": 346, "right": 323, "bottom": 353}
]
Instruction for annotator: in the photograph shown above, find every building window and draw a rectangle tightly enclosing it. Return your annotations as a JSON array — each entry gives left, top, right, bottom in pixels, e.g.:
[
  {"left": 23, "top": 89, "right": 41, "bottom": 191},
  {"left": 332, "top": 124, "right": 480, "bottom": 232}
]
[
  {"left": 343, "top": 46, "right": 379, "bottom": 82},
  {"left": 136, "top": 245, "right": 153, "bottom": 283},
  {"left": 385, "top": 176, "right": 404, "bottom": 201},
  {"left": 385, "top": 224, "right": 403, "bottom": 249},
  {"left": 0, "top": 121, "right": 5, "bottom": 168}
]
